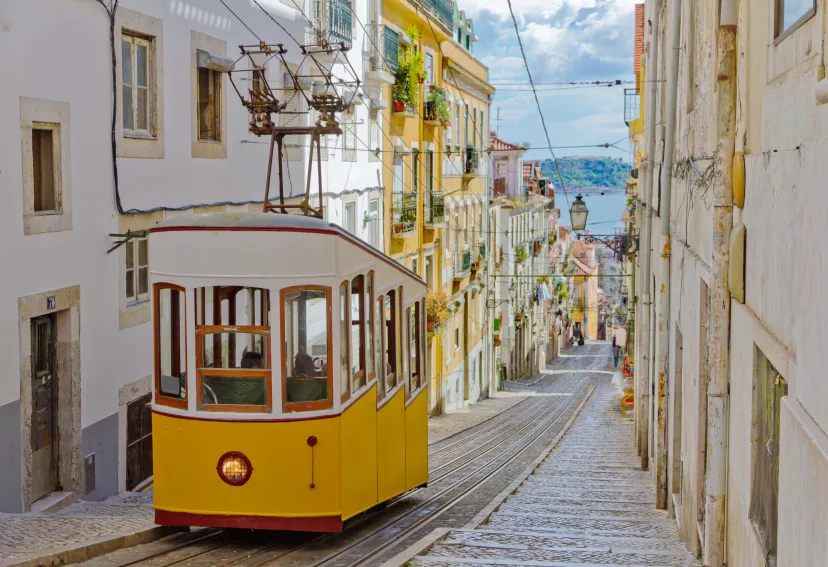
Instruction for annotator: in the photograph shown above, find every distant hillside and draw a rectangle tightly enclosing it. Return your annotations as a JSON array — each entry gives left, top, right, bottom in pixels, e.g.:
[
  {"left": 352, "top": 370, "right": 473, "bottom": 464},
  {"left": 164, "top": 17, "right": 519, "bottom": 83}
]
[{"left": 541, "top": 156, "right": 631, "bottom": 190}]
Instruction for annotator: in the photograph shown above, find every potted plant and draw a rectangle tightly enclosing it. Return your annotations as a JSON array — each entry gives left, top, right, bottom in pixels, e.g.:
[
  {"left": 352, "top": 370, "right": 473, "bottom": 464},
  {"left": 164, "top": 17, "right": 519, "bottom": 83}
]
[
  {"left": 427, "top": 87, "right": 451, "bottom": 129},
  {"left": 515, "top": 246, "right": 528, "bottom": 264},
  {"left": 426, "top": 290, "right": 451, "bottom": 331},
  {"left": 393, "top": 66, "right": 409, "bottom": 113}
]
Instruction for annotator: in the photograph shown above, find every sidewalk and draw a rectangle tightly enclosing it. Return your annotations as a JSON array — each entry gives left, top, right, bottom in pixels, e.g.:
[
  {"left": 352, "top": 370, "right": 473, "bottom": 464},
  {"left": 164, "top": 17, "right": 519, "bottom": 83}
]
[
  {"left": 0, "top": 492, "right": 177, "bottom": 567},
  {"left": 402, "top": 377, "right": 700, "bottom": 566},
  {"left": 1, "top": 393, "right": 533, "bottom": 567}
]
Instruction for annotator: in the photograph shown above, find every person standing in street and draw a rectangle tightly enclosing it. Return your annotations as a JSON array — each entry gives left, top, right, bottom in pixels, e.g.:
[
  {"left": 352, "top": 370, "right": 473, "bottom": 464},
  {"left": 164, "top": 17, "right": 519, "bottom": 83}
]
[{"left": 612, "top": 343, "right": 621, "bottom": 367}]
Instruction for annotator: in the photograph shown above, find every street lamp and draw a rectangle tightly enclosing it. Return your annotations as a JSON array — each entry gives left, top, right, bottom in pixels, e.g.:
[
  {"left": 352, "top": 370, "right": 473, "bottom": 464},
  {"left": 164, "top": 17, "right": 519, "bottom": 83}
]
[
  {"left": 569, "top": 194, "right": 589, "bottom": 231},
  {"left": 509, "top": 282, "right": 518, "bottom": 303}
]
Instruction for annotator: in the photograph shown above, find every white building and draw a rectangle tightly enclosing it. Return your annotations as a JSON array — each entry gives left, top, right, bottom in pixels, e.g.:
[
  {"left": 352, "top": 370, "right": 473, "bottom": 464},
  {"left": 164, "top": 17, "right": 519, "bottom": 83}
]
[
  {"left": 634, "top": 0, "right": 828, "bottom": 565},
  {"left": 0, "top": 0, "right": 372, "bottom": 512}
]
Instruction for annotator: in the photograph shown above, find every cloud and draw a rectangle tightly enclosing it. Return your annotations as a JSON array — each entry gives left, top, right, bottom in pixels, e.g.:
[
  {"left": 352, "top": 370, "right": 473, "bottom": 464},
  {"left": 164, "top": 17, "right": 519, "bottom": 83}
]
[{"left": 467, "top": 0, "right": 638, "bottom": 161}]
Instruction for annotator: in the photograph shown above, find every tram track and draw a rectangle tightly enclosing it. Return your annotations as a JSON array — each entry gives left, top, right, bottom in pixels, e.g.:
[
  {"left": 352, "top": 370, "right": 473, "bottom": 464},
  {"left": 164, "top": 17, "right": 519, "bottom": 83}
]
[
  {"left": 80, "top": 351, "right": 608, "bottom": 567},
  {"left": 298, "top": 375, "right": 593, "bottom": 567}
]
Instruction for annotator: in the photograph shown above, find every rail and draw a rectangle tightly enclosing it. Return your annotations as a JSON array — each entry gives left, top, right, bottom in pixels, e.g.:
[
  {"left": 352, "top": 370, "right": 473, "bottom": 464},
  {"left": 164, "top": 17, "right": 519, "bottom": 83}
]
[
  {"left": 392, "top": 192, "right": 417, "bottom": 236},
  {"left": 454, "top": 250, "right": 471, "bottom": 279},
  {"left": 365, "top": 24, "right": 398, "bottom": 73},
  {"left": 425, "top": 191, "right": 445, "bottom": 226}
]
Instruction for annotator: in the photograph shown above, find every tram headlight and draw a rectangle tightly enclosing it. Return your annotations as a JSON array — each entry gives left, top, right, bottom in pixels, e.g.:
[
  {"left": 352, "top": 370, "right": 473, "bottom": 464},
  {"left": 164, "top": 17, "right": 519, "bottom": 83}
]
[{"left": 216, "top": 452, "right": 253, "bottom": 486}]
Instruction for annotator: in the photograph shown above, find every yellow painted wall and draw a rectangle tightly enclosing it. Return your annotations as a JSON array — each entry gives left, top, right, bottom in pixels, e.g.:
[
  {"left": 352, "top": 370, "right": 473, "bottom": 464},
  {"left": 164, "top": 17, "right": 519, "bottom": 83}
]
[
  {"left": 340, "top": 387, "right": 379, "bottom": 520},
  {"left": 153, "top": 412, "right": 341, "bottom": 518},
  {"left": 404, "top": 392, "right": 429, "bottom": 488},
  {"left": 376, "top": 387, "right": 407, "bottom": 501}
]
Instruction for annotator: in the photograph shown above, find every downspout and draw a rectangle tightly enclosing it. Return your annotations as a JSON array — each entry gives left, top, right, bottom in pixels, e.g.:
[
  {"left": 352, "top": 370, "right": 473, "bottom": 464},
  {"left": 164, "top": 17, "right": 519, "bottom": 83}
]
[
  {"left": 654, "top": 0, "right": 681, "bottom": 510},
  {"left": 703, "top": 0, "right": 737, "bottom": 563},
  {"left": 637, "top": 0, "right": 660, "bottom": 468}
]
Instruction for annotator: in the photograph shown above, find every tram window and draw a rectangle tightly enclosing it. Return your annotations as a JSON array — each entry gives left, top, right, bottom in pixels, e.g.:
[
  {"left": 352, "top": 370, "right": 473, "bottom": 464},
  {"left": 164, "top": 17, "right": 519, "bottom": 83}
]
[
  {"left": 420, "top": 299, "right": 427, "bottom": 389},
  {"left": 195, "top": 286, "right": 269, "bottom": 328},
  {"left": 283, "top": 288, "right": 331, "bottom": 408},
  {"left": 384, "top": 290, "right": 396, "bottom": 392},
  {"left": 375, "top": 295, "right": 385, "bottom": 399},
  {"left": 397, "top": 287, "right": 404, "bottom": 384},
  {"left": 339, "top": 282, "right": 350, "bottom": 403},
  {"left": 155, "top": 285, "right": 187, "bottom": 408},
  {"left": 365, "top": 273, "right": 375, "bottom": 381},
  {"left": 411, "top": 301, "right": 421, "bottom": 390},
  {"left": 350, "top": 275, "right": 365, "bottom": 393},
  {"left": 402, "top": 307, "right": 411, "bottom": 398}
]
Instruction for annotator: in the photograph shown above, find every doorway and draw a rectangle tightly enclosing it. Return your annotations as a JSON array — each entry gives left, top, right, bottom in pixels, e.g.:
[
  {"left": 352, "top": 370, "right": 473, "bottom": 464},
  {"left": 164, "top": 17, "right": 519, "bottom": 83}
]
[
  {"left": 31, "top": 315, "right": 58, "bottom": 503},
  {"left": 126, "top": 393, "right": 153, "bottom": 490}
]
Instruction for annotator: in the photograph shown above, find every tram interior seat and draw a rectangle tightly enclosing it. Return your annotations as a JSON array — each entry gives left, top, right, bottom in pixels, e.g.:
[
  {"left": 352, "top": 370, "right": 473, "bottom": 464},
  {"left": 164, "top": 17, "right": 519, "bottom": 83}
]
[{"left": 286, "top": 352, "right": 328, "bottom": 402}]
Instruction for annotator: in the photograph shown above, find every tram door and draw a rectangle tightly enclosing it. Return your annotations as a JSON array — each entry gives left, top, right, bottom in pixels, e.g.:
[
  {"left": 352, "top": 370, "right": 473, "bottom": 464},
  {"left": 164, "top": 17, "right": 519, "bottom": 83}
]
[{"left": 31, "top": 315, "right": 57, "bottom": 503}]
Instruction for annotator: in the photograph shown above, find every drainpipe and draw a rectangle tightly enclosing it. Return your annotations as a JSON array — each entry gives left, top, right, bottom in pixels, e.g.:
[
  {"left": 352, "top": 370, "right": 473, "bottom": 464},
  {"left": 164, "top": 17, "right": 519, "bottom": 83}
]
[
  {"left": 703, "top": 0, "right": 737, "bottom": 564},
  {"left": 654, "top": 0, "right": 682, "bottom": 510},
  {"left": 637, "top": 0, "right": 660, "bottom": 468}
]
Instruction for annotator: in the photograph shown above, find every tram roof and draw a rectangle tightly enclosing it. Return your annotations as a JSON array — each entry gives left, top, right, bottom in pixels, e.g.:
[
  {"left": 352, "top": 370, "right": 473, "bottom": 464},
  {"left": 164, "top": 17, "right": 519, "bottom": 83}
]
[{"left": 150, "top": 212, "right": 426, "bottom": 285}]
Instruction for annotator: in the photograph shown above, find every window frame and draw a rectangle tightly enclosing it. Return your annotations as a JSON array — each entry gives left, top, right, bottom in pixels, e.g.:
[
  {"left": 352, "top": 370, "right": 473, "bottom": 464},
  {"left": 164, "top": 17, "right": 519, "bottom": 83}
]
[
  {"left": 365, "top": 272, "right": 376, "bottom": 384},
  {"left": 121, "top": 32, "right": 154, "bottom": 138},
  {"left": 280, "top": 285, "right": 334, "bottom": 412},
  {"left": 125, "top": 237, "right": 150, "bottom": 306},
  {"left": 339, "top": 281, "right": 351, "bottom": 404},
  {"left": 153, "top": 283, "right": 188, "bottom": 410},
  {"left": 350, "top": 275, "right": 367, "bottom": 395},
  {"left": 774, "top": 0, "right": 817, "bottom": 43},
  {"left": 384, "top": 289, "right": 398, "bottom": 393},
  {"left": 402, "top": 306, "right": 411, "bottom": 400},
  {"left": 197, "top": 66, "right": 222, "bottom": 142},
  {"left": 31, "top": 123, "right": 61, "bottom": 215},
  {"left": 375, "top": 294, "right": 387, "bottom": 400},
  {"left": 195, "top": 325, "right": 273, "bottom": 413}
]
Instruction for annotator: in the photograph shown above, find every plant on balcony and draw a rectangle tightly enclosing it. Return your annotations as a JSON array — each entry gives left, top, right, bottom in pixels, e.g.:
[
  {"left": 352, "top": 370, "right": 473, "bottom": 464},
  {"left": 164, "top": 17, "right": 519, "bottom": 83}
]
[
  {"left": 426, "top": 290, "right": 451, "bottom": 331},
  {"left": 426, "top": 88, "right": 451, "bottom": 129},
  {"left": 515, "top": 246, "right": 528, "bottom": 264},
  {"left": 392, "top": 66, "right": 410, "bottom": 113}
]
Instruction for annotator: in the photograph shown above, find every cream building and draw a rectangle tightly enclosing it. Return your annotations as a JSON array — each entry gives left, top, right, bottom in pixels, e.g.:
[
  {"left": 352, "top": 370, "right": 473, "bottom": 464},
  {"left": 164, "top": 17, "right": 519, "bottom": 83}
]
[{"left": 634, "top": 0, "right": 828, "bottom": 565}]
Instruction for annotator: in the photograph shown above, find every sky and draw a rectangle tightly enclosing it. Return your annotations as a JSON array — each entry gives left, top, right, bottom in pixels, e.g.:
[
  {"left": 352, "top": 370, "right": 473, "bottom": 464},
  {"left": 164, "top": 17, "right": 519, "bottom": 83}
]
[{"left": 460, "top": 0, "right": 639, "bottom": 162}]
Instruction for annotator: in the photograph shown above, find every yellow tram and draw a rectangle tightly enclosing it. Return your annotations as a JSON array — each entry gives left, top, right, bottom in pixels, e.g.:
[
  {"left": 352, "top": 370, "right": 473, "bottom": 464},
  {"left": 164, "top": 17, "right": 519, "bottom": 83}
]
[{"left": 149, "top": 213, "right": 428, "bottom": 532}]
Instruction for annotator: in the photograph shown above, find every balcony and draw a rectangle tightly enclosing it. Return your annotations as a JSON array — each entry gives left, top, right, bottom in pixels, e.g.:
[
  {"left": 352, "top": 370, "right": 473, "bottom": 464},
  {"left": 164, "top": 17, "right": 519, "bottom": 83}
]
[
  {"left": 424, "top": 191, "right": 446, "bottom": 228},
  {"left": 415, "top": 0, "right": 453, "bottom": 30},
  {"left": 463, "top": 146, "right": 480, "bottom": 178},
  {"left": 391, "top": 192, "right": 417, "bottom": 237},
  {"left": 454, "top": 250, "right": 472, "bottom": 280},
  {"left": 624, "top": 88, "right": 640, "bottom": 124},
  {"left": 472, "top": 244, "right": 486, "bottom": 271},
  {"left": 308, "top": 0, "right": 354, "bottom": 48},
  {"left": 364, "top": 24, "right": 398, "bottom": 86}
]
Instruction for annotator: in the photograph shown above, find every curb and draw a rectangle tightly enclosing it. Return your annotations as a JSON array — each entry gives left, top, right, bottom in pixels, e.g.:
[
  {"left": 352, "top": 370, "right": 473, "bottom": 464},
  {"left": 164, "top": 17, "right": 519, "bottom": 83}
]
[
  {"left": 427, "top": 395, "right": 533, "bottom": 447},
  {"left": 382, "top": 383, "right": 596, "bottom": 567},
  {"left": 464, "top": 383, "right": 595, "bottom": 530},
  {"left": 378, "top": 528, "right": 451, "bottom": 567},
  {"left": 3, "top": 525, "right": 186, "bottom": 567}
]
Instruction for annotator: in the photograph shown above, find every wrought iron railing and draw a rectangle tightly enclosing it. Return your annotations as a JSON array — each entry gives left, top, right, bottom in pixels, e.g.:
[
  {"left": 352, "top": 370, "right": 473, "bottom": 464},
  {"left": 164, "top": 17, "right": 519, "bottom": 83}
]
[
  {"left": 454, "top": 250, "right": 472, "bottom": 278},
  {"left": 308, "top": 0, "right": 353, "bottom": 48},
  {"left": 392, "top": 192, "right": 417, "bottom": 236},
  {"left": 425, "top": 191, "right": 445, "bottom": 226},
  {"left": 420, "top": 0, "right": 453, "bottom": 29},
  {"left": 624, "top": 88, "right": 640, "bottom": 124},
  {"left": 479, "top": 244, "right": 486, "bottom": 260},
  {"left": 365, "top": 24, "right": 398, "bottom": 73}
]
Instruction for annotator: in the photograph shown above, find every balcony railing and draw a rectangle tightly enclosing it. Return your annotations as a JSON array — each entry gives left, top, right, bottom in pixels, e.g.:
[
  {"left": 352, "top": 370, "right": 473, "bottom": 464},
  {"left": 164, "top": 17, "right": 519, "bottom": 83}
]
[
  {"left": 624, "top": 88, "right": 640, "bottom": 124},
  {"left": 424, "top": 191, "right": 445, "bottom": 227},
  {"left": 308, "top": 0, "right": 354, "bottom": 48},
  {"left": 419, "top": 0, "right": 453, "bottom": 29},
  {"left": 392, "top": 192, "right": 417, "bottom": 236},
  {"left": 454, "top": 250, "right": 472, "bottom": 280}
]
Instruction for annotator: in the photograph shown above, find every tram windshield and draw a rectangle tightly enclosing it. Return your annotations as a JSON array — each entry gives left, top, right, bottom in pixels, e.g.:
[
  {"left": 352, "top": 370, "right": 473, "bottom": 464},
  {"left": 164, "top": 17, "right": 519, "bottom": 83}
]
[
  {"left": 283, "top": 289, "right": 330, "bottom": 407},
  {"left": 195, "top": 286, "right": 271, "bottom": 411}
]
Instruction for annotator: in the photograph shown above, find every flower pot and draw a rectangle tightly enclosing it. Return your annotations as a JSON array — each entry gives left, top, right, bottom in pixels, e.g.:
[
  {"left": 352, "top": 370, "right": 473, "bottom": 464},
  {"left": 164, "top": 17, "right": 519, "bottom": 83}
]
[
  {"left": 493, "top": 335, "right": 502, "bottom": 347},
  {"left": 418, "top": 77, "right": 425, "bottom": 84},
  {"left": 427, "top": 320, "right": 436, "bottom": 332},
  {"left": 393, "top": 100, "right": 405, "bottom": 112},
  {"left": 393, "top": 222, "right": 404, "bottom": 234},
  {"left": 429, "top": 85, "right": 436, "bottom": 92}
]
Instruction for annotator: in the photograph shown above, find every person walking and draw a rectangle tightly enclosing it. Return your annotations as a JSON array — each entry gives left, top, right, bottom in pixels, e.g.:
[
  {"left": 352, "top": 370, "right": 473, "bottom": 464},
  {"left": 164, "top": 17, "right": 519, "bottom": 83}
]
[{"left": 612, "top": 343, "right": 621, "bottom": 367}]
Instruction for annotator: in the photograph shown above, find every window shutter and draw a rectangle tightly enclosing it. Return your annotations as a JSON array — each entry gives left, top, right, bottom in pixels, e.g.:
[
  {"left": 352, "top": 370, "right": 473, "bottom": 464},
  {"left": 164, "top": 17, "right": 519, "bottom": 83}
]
[
  {"left": 393, "top": 156, "right": 403, "bottom": 192},
  {"left": 369, "top": 118, "right": 380, "bottom": 163},
  {"left": 343, "top": 109, "right": 356, "bottom": 162}
]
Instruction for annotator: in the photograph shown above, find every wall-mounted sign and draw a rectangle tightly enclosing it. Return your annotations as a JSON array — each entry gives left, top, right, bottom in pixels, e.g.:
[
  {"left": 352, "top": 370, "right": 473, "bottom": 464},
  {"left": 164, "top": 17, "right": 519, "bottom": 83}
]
[{"left": 46, "top": 296, "right": 56, "bottom": 310}]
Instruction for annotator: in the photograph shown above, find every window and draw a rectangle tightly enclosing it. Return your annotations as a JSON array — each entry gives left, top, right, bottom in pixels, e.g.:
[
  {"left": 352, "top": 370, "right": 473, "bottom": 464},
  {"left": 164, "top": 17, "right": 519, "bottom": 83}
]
[
  {"left": 195, "top": 286, "right": 271, "bottom": 411},
  {"left": 344, "top": 202, "right": 356, "bottom": 234},
  {"left": 402, "top": 307, "right": 410, "bottom": 398},
  {"left": 472, "top": 108, "right": 477, "bottom": 150},
  {"left": 126, "top": 237, "right": 149, "bottom": 305},
  {"left": 457, "top": 28, "right": 462, "bottom": 43},
  {"left": 365, "top": 273, "right": 375, "bottom": 381},
  {"left": 154, "top": 284, "right": 187, "bottom": 409},
  {"left": 425, "top": 150, "right": 434, "bottom": 192},
  {"left": 425, "top": 53, "right": 434, "bottom": 87},
  {"left": 122, "top": 33, "right": 152, "bottom": 135},
  {"left": 375, "top": 295, "right": 385, "bottom": 398},
  {"left": 368, "top": 110, "right": 380, "bottom": 163},
  {"left": 465, "top": 35, "right": 470, "bottom": 51},
  {"left": 393, "top": 154, "right": 404, "bottom": 192},
  {"left": 776, "top": 0, "right": 816, "bottom": 38},
  {"left": 454, "top": 315, "right": 460, "bottom": 350},
  {"left": 446, "top": 103, "right": 453, "bottom": 154},
  {"left": 342, "top": 106, "right": 357, "bottom": 162},
  {"left": 126, "top": 393, "right": 152, "bottom": 490},
  {"left": 339, "top": 282, "right": 350, "bottom": 402},
  {"left": 749, "top": 348, "right": 786, "bottom": 559},
  {"left": 425, "top": 255, "right": 433, "bottom": 289},
  {"left": 197, "top": 66, "right": 221, "bottom": 141},
  {"left": 411, "top": 301, "right": 422, "bottom": 390},
  {"left": 384, "top": 290, "right": 397, "bottom": 392},
  {"left": 455, "top": 104, "right": 460, "bottom": 151},
  {"left": 369, "top": 199, "right": 380, "bottom": 248},
  {"left": 350, "top": 276, "right": 366, "bottom": 393},
  {"left": 480, "top": 110, "right": 485, "bottom": 155},
  {"left": 464, "top": 106, "right": 469, "bottom": 149},
  {"left": 411, "top": 258, "right": 418, "bottom": 276},
  {"left": 464, "top": 205, "right": 469, "bottom": 245},
  {"left": 32, "top": 126, "right": 59, "bottom": 213},
  {"left": 412, "top": 150, "right": 420, "bottom": 192},
  {"left": 282, "top": 287, "right": 331, "bottom": 410}
]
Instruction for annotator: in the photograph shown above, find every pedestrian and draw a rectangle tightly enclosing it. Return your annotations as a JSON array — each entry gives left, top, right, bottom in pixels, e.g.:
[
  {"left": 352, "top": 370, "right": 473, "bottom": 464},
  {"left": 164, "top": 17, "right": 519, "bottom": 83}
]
[{"left": 612, "top": 343, "right": 621, "bottom": 367}]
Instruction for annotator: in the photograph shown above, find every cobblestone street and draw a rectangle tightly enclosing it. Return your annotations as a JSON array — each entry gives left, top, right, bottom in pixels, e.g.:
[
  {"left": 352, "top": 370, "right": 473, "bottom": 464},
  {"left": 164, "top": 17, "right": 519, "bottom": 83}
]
[{"left": 411, "top": 363, "right": 700, "bottom": 566}]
